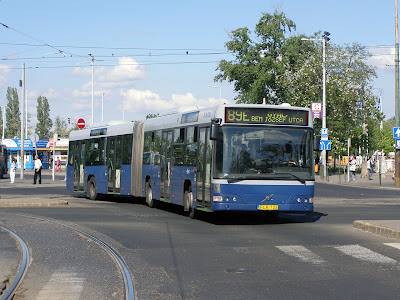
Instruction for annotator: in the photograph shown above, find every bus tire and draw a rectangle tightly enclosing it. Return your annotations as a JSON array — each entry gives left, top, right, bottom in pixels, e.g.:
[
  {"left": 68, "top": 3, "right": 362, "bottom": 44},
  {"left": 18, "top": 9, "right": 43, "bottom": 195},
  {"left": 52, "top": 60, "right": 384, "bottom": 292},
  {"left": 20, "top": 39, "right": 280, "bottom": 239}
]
[
  {"left": 87, "top": 178, "right": 98, "bottom": 200},
  {"left": 186, "top": 190, "right": 196, "bottom": 219},
  {"left": 145, "top": 182, "right": 156, "bottom": 208}
]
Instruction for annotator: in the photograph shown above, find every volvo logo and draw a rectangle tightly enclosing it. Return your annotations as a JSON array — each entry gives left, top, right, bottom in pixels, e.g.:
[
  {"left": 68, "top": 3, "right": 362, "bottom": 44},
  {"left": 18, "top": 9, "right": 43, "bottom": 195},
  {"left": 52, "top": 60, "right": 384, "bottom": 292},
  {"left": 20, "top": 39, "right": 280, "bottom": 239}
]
[{"left": 260, "top": 194, "right": 274, "bottom": 203}]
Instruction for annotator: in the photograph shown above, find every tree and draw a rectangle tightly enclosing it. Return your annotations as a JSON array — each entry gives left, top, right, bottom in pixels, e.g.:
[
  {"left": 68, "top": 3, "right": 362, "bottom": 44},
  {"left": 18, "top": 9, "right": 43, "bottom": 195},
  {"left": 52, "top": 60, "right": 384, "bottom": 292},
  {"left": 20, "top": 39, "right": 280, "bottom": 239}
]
[
  {"left": 215, "top": 11, "right": 296, "bottom": 104},
  {"left": 35, "top": 96, "right": 53, "bottom": 139},
  {"left": 215, "top": 10, "right": 380, "bottom": 157},
  {"left": 5, "top": 87, "right": 21, "bottom": 138},
  {"left": 53, "top": 116, "right": 68, "bottom": 138}
]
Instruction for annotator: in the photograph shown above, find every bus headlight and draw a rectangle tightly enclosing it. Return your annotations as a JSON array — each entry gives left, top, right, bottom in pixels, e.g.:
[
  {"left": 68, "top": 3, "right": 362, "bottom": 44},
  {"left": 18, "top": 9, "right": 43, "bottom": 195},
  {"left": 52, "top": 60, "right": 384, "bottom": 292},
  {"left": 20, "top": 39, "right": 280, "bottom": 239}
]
[{"left": 213, "top": 196, "right": 223, "bottom": 202}]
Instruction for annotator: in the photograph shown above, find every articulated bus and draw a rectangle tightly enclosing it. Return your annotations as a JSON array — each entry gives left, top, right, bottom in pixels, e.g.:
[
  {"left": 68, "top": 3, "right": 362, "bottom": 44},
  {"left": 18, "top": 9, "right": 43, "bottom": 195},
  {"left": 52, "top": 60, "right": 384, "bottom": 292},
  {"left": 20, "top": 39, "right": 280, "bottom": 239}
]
[{"left": 67, "top": 104, "right": 315, "bottom": 218}]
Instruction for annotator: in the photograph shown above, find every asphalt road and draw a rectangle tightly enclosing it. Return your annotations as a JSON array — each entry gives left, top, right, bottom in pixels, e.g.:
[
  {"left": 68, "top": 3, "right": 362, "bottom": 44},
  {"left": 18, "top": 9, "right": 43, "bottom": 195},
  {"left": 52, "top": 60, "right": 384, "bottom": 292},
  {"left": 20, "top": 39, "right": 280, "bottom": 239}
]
[{"left": 2, "top": 179, "right": 400, "bottom": 299}]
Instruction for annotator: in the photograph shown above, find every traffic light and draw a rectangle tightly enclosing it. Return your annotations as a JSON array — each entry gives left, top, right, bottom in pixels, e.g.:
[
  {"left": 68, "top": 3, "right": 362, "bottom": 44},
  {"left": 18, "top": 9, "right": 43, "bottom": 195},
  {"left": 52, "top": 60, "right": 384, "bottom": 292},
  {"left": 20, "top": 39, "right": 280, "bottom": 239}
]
[{"left": 68, "top": 117, "right": 70, "bottom": 124}]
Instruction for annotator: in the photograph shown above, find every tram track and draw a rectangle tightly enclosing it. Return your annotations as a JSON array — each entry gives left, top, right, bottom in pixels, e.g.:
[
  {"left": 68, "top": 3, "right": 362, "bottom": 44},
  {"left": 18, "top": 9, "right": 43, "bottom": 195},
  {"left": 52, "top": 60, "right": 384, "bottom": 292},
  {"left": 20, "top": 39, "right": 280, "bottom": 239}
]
[
  {"left": 0, "top": 214, "right": 135, "bottom": 300},
  {"left": 0, "top": 225, "right": 30, "bottom": 300}
]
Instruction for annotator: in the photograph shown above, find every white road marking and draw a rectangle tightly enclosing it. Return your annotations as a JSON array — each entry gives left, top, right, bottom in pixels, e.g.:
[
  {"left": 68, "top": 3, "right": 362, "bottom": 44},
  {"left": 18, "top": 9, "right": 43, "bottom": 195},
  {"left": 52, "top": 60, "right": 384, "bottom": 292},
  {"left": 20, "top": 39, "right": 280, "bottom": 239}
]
[
  {"left": 384, "top": 243, "right": 400, "bottom": 250},
  {"left": 276, "top": 245, "right": 326, "bottom": 265},
  {"left": 36, "top": 269, "right": 85, "bottom": 300},
  {"left": 335, "top": 244, "right": 397, "bottom": 264}
]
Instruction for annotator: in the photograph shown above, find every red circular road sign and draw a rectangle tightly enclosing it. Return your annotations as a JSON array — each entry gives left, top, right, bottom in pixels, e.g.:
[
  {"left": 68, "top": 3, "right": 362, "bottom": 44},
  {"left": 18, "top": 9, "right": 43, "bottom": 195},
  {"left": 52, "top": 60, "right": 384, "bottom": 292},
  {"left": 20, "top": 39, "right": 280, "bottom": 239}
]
[{"left": 77, "top": 118, "right": 86, "bottom": 129}]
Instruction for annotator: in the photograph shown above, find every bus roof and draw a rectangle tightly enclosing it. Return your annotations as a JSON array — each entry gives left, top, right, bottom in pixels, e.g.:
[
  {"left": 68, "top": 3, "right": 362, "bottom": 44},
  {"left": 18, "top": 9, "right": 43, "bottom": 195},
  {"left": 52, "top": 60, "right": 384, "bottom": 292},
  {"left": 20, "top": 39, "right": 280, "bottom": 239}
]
[
  {"left": 144, "top": 103, "right": 312, "bottom": 131},
  {"left": 69, "top": 121, "right": 135, "bottom": 141}
]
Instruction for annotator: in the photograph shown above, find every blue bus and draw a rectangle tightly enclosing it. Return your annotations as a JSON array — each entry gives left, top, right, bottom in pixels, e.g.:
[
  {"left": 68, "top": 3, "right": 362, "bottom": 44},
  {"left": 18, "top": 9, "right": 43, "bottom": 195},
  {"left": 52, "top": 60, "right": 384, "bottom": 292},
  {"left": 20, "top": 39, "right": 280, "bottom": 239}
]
[{"left": 67, "top": 104, "right": 315, "bottom": 218}]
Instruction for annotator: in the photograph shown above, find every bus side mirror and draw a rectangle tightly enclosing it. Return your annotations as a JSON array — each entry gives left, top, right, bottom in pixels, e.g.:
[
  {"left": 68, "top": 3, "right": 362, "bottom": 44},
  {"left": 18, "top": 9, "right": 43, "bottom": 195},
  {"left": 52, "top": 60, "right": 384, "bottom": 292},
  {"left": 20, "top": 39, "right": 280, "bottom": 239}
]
[
  {"left": 210, "top": 118, "right": 221, "bottom": 140},
  {"left": 314, "top": 136, "right": 321, "bottom": 151}
]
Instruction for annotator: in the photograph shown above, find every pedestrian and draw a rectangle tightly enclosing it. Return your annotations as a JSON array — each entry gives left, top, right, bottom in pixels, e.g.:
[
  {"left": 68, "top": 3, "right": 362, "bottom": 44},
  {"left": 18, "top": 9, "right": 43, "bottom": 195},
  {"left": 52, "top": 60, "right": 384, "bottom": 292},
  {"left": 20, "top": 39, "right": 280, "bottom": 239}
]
[
  {"left": 33, "top": 155, "right": 42, "bottom": 184},
  {"left": 56, "top": 157, "right": 61, "bottom": 171},
  {"left": 10, "top": 156, "right": 17, "bottom": 184},
  {"left": 349, "top": 156, "right": 357, "bottom": 181},
  {"left": 367, "top": 156, "right": 373, "bottom": 180}
]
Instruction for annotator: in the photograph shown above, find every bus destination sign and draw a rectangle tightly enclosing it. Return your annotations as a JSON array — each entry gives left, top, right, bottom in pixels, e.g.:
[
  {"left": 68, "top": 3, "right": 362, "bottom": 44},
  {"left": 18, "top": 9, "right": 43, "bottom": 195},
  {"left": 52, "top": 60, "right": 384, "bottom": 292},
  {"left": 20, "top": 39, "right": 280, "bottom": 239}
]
[{"left": 225, "top": 107, "right": 309, "bottom": 126}]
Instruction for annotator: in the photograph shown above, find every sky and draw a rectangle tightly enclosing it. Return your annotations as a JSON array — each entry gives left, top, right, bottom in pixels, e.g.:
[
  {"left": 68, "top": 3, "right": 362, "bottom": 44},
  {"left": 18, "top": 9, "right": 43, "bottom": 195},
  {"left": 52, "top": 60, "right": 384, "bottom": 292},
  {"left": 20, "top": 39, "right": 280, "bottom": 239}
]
[{"left": 0, "top": 0, "right": 397, "bottom": 130}]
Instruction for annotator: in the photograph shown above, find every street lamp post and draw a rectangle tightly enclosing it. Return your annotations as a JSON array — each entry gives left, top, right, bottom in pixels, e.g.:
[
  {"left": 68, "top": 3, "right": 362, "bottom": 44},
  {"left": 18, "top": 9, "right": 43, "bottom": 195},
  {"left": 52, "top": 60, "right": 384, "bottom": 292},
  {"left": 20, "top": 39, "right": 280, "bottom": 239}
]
[
  {"left": 123, "top": 110, "right": 127, "bottom": 122},
  {"left": 88, "top": 53, "right": 94, "bottom": 125},
  {"left": 102, "top": 92, "right": 105, "bottom": 122},
  {"left": 302, "top": 31, "right": 330, "bottom": 180},
  {"left": 208, "top": 85, "right": 222, "bottom": 100}
]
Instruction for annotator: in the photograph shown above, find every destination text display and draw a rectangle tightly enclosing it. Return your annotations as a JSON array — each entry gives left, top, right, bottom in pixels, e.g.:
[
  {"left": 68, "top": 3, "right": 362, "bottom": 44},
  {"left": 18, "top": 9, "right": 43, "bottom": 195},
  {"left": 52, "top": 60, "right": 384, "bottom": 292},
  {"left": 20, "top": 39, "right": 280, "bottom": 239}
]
[{"left": 225, "top": 108, "right": 309, "bottom": 126}]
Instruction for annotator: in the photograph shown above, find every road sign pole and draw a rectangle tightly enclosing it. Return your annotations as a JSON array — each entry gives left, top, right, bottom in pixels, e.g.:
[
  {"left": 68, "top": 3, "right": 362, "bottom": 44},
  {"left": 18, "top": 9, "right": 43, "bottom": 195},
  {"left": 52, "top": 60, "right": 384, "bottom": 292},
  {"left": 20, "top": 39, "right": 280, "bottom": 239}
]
[{"left": 396, "top": 0, "right": 400, "bottom": 186}]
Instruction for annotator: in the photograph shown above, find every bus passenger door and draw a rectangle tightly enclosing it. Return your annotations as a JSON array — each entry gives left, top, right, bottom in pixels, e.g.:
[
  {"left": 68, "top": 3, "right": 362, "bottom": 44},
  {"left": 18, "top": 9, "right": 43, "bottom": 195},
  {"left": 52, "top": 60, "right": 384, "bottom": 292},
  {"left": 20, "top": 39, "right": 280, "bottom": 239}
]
[
  {"left": 197, "top": 127, "right": 212, "bottom": 209},
  {"left": 160, "top": 131, "right": 173, "bottom": 201},
  {"left": 107, "top": 137, "right": 123, "bottom": 193},
  {"left": 73, "top": 141, "right": 85, "bottom": 191}
]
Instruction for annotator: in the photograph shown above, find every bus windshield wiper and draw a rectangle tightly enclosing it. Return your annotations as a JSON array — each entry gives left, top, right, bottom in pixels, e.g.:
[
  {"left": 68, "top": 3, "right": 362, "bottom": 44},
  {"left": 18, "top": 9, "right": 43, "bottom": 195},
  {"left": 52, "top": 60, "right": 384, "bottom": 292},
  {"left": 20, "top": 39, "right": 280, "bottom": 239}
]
[
  {"left": 227, "top": 177, "right": 247, "bottom": 183},
  {"left": 274, "top": 172, "right": 306, "bottom": 184},
  {"left": 227, "top": 176, "right": 268, "bottom": 183}
]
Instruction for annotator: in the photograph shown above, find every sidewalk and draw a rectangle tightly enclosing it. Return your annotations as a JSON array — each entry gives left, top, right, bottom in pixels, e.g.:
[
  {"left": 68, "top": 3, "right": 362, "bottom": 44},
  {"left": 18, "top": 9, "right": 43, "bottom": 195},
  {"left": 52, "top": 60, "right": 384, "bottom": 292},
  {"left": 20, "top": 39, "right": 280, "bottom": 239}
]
[
  {"left": 315, "top": 171, "right": 400, "bottom": 190},
  {"left": 0, "top": 169, "right": 70, "bottom": 207},
  {"left": 316, "top": 171, "right": 400, "bottom": 239}
]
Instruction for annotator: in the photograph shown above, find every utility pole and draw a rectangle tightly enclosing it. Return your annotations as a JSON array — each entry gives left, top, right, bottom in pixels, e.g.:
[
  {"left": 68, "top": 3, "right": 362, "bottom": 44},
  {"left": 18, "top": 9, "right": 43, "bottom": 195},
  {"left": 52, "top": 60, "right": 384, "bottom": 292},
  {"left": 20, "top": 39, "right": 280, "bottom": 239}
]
[
  {"left": 395, "top": 0, "right": 400, "bottom": 186},
  {"left": 20, "top": 63, "right": 25, "bottom": 179}
]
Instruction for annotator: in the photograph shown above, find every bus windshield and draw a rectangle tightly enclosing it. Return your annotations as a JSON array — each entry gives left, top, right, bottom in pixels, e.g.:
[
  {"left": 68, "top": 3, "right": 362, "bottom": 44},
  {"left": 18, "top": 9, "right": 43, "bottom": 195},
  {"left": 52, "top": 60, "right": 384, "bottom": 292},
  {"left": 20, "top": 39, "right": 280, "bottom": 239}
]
[{"left": 214, "top": 126, "right": 314, "bottom": 181}]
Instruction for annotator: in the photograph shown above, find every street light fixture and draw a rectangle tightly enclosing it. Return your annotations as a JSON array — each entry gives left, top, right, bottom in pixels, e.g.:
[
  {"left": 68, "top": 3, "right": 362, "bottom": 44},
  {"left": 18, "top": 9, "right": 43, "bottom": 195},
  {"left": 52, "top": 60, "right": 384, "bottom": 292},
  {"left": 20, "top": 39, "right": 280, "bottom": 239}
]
[{"left": 302, "top": 31, "right": 331, "bottom": 180}]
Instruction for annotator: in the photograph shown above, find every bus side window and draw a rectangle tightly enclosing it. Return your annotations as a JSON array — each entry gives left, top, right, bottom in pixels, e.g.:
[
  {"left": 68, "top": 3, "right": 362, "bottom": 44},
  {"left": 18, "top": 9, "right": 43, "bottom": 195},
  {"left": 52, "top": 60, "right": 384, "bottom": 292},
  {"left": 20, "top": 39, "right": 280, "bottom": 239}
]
[
  {"left": 173, "top": 128, "right": 185, "bottom": 166},
  {"left": 184, "top": 126, "right": 197, "bottom": 166},
  {"left": 143, "top": 132, "right": 153, "bottom": 165},
  {"left": 123, "top": 134, "right": 132, "bottom": 165},
  {"left": 68, "top": 141, "right": 75, "bottom": 166}
]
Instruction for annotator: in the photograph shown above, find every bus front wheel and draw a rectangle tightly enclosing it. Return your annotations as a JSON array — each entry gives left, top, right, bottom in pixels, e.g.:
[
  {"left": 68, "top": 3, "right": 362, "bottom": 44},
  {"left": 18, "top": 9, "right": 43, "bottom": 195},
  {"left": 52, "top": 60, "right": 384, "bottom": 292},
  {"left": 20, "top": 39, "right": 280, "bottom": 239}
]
[
  {"left": 87, "top": 178, "right": 97, "bottom": 200},
  {"left": 146, "top": 182, "right": 156, "bottom": 208}
]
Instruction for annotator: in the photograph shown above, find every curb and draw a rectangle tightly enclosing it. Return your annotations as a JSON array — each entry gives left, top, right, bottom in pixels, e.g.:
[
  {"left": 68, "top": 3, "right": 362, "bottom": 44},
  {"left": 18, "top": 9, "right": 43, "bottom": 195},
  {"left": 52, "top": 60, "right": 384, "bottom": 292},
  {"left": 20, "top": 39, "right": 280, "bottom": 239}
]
[{"left": 353, "top": 220, "right": 400, "bottom": 239}]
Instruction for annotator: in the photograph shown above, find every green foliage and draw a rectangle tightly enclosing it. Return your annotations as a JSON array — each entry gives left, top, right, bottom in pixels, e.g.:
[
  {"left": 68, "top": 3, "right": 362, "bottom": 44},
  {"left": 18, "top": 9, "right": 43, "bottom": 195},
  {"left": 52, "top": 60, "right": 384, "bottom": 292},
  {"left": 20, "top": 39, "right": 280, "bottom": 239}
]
[
  {"left": 215, "top": 10, "right": 381, "bottom": 156},
  {"left": 5, "top": 87, "right": 21, "bottom": 138},
  {"left": 145, "top": 113, "right": 159, "bottom": 120},
  {"left": 35, "top": 96, "right": 53, "bottom": 139},
  {"left": 53, "top": 116, "right": 68, "bottom": 138}
]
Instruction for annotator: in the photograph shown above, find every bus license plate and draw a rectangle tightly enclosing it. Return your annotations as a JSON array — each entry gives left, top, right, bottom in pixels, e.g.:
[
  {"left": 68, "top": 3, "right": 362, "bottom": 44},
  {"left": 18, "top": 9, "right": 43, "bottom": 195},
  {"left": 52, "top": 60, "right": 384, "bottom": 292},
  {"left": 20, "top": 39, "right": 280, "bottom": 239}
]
[{"left": 258, "top": 205, "right": 278, "bottom": 211}]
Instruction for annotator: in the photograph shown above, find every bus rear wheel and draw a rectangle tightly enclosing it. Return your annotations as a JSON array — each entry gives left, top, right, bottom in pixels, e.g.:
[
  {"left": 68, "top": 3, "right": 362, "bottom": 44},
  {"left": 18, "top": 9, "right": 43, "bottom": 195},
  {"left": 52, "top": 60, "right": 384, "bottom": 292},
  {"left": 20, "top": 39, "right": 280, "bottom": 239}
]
[
  {"left": 87, "top": 178, "right": 98, "bottom": 200},
  {"left": 146, "top": 182, "right": 156, "bottom": 208},
  {"left": 185, "top": 190, "right": 197, "bottom": 219}
]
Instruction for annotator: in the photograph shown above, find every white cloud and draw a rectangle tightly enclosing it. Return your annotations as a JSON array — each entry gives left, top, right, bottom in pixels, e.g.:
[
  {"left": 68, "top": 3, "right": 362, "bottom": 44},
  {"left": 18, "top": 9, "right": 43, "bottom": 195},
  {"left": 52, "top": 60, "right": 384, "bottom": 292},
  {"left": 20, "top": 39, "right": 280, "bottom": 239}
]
[
  {"left": 120, "top": 88, "right": 229, "bottom": 118},
  {"left": 367, "top": 46, "right": 394, "bottom": 70},
  {"left": 71, "top": 57, "right": 145, "bottom": 89},
  {"left": 0, "top": 65, "right": 11, "bottom": 88}
]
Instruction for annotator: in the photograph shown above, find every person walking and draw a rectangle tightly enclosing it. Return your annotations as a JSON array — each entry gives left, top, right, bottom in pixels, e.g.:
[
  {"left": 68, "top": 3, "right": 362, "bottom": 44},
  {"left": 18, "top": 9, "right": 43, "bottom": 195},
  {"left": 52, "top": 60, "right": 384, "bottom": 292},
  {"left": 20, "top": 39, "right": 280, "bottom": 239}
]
[
  {"left": 10, "top": 156, "right": 16, "bottom": 184},
  {"left": 349, "top": 156, "right": 357, "bottom": 181},
  {"left": 367, "top": 157, "right": 373, "bottom": 180},
  {"left": 33, "top": 155, "right": 42, "bottom": 184}
]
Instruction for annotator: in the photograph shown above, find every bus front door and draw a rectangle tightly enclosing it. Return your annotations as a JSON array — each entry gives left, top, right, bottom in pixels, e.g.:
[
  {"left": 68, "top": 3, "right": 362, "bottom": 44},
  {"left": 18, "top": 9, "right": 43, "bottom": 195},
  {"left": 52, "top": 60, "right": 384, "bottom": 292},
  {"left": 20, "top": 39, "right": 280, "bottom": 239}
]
[
  {"left": 107, "top": 137, "right": 122, "bottom": 193},
  {"left": 160, "top": 131, "right": 173, "bottom": 201},
  {"left": 197, "top": 127, "right": 212, "bottom": 210},
  {"left": 73, "top": 141, "right": 85, "bottom": 191}
]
